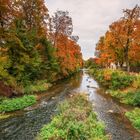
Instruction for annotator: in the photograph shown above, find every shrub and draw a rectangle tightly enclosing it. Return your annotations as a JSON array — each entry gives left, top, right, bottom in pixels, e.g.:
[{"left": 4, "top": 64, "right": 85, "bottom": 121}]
[
  {"left": 90, "top": 68, "right": 140, "bottom": 107},
  {"left": 108, "top": 89, "right": 140, "bottom": 106},
  {"left": 133, "top": 91, "right": 140, "bottom": 106},
  {"left": 109, "top": 90, "right": 134, "bottom": 104},
  {"left": 90, "top": 69, "right": 134, "bottom": 90},
  {"left": 24, "top": 80, "right": 51, "bottom": 94},
  {"left": 0, "top": 95, "right": 36, "bottom": 112},
  {"left": 38, "top": 94, "right": 108, "bottom": 140},
  {"left": 132, "top": 75, "right": 140, "bottom": 89},
  {"left": 110, "top": 71, "right": 134, "bottom": 90},
  {"left": 125, "top": 108, "right": 140, "bottom": 131}
]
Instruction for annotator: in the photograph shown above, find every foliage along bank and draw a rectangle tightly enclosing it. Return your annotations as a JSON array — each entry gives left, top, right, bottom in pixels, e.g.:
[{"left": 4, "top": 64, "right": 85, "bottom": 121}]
[
  {"left": 89, "top": 68, "right": 140, "bottom": 106},
  {"left": 0, "top": 95, "right": 36, "bottom": 113},
  {"left": 126, "top": 108, "right": 140, "bottom": 132},
  {"left": 0, "top": 0, "right": 83, "bottom": 97},
  {"left": 89, "top": 68, "right": 140, "bottom": 131},
  {"left": 87, "top": 5, "right": 140, "bottom": 131},
  {"left": 37, "top": 94, "right": 108, "bottom": 140}
]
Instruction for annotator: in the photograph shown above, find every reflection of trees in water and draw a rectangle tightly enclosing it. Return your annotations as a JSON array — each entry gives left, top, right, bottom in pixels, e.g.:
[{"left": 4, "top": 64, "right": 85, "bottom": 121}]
[{"left": 70, "top": 71, "right": 83, "bottom": 88}]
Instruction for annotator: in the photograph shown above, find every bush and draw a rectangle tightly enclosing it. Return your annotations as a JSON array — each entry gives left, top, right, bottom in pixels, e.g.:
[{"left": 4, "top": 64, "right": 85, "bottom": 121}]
[
  {"left": 108, "top": 89, "right": 140, "bottom": 106},
  {"left": 107, "top": 90, "right": 140, "bottom": 106},
  {"left": 90, "top": 68, "right": 140, "bottom": 107},
  {"left": 125, "top": 108, "right": 140, "bottom": 131},
  {"left": 109, "top": 90, "right": 134, "bottom": 105},
  {"left": 133, "top": 91, "right": 140, "bottom": 106},
  {"left": 24, "top": 80, "right": 51, "bottom": 94},
  {"left": 90, "top": 69, "right": 134, "bottom": 90},
  {"left": 0, "top": 95, "right": 36, "bottom": 112},
  {"left": 110, "top": 71, "right": 134, "bottom": 90},
  {"left": 38, "top": 94, "right": 108, "bottom": 140},
  {"left": 132, "top": 75, "right": 140, "bottom": 89}
]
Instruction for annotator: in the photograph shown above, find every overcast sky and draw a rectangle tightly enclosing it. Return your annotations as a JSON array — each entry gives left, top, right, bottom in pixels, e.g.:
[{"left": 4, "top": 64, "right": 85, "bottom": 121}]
[{"left": 46, "top": 0, "right": 140, "bottom": 60}]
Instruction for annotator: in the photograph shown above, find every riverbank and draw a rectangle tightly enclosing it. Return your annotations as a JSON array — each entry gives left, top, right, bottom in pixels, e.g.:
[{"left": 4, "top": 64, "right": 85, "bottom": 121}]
[
  {"left": 1, "top": 71, "right": 140, "bottom": 140},
  {"left": 0, "top": 71, "right": 82, "bottom": 117},
  {"left": 37, "top": 94, "right": 108, "bottom": 140},
  {"left": 126, "top": 108, "right": 140, "bottom": 132},
  {"left": 89, "top": 68, "right": 140, "bottom": 131},
  {"left": 0, "top": 95, "right": 36, "bottom": 113},
  {"left": 0, "top": 80, "right": 51, "bottom": 115}
]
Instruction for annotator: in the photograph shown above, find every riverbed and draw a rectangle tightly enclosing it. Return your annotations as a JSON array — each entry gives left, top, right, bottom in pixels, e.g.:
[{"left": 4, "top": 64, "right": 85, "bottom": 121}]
[{"left": 0, "top": 70, "right": 140, "bottom": 140}]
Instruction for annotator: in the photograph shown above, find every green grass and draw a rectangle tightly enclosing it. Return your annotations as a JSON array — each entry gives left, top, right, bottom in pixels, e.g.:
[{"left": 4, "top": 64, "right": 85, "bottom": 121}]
[
  {"left": 107, "top": 90, "right": 140, "bottom": 106},
  {"left": 0, "top": 95, "right": 36, "bottom": 113},
  {"left": 37, "top": 94, "right": 108, "bottom": 140},
  {"left": 125, "top": 108, "right": 140, "bottom": 131},
  {"left": 24, "top": 80, "right": 51, "bottom": 94}
]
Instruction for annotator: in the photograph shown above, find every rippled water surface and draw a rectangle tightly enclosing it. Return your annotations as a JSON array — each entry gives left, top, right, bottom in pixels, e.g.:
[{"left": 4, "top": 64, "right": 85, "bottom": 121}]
[{"left": 0, "top": 70, "right": 140, "bottom": 140}]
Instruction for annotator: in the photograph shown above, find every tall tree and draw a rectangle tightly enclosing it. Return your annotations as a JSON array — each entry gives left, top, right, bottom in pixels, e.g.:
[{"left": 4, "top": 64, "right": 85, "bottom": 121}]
[
  {"left": 51, "top": 10, "right": 73, "bottom": 47},
  {"left": 14, "top": 0, "right": 49, "bottom": 34},
  {"left": 122, "top": 5, "right": 140, "bottom": 71},
  {"left": 96, "top": 5, "right": 140, "bottom": 71},
  {"left": 0, "top": 0, "right": 14, "bottom": 29}
]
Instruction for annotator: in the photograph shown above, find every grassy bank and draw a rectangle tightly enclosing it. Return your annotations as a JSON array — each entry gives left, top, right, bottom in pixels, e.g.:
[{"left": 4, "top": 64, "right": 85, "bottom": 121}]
[
  {"left": 37, "top": 94, "right": 108, "bottom": 140},
  {"left": 89, "top": 68, "right": 140, "bottom": 131},
  {"left": 0, "top": 72, "right": 80, "bottom": 114},
  {"left": 107, "top": 90, "right": 140, "bottom": 106},
  {"left": 24, "top": 80, "right": 52, "bottom": 94},
  {"left": 89, "top": 68, "right": 140, "bottom": 106},
  {"left": 0, "top": 95, "right": 36, "bottom": 113},
  {"left": 89, "top": 69, "right": 134, "bottom": 90},
  {"left": 0, "top": 80, "right": 51, "bottom": 114},
  {"left": 125, "top": 108, "right": 140, "bottom": 132}
]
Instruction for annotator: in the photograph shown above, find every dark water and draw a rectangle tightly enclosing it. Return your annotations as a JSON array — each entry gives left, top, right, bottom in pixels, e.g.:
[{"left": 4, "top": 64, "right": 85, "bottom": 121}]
[{"left": 0, "top": 70, "right": 140, "bottom": 140}]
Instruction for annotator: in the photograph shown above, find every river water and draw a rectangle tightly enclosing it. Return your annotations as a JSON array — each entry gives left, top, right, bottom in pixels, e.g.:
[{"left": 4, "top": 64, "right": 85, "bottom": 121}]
[{"left": 0, "top": 70, "right": 140, "bottom": 140}]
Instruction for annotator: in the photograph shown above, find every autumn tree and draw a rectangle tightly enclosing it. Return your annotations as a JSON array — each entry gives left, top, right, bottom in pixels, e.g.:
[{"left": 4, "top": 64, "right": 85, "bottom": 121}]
[
  {"left": 51, "top": 10, "right": 73, "bottom": 47},
  {"left": 0, "top": 0, "right": 16, "bottom": 51},
  {"left": 0, "top": 0, "right": 83, "bottom": 96},
  {"left": 50, "top": 11, "right": 82, "bottom": 76},
  {"left": 95, "top": 36, "right": 106, "bottom": 67},
  {"left": 14, "top": 0, "right": 49, "bottom": 32},
  {"left": 129, "top": 19, "right": 140, "bottom": 65},
  {"left": 56, "top": 34, "right": 82, "bottom": 76},
  {"left": 0, "top": 0, "right": 14, "bottom": 30},
  {"left": 7, "top": 0, "right": 60, "bottom": 83},
  {"left": 0, "top": 0, "right": 58, "bottom": 87},
  {"left": 96, "top": 5, "right": 140, "bottom": 71},
  {"left": 122, "top": 5, "right": 140, "bottom": 71},
  {"left": 70, "top": 36, "right": 79, "bottom": 42}
]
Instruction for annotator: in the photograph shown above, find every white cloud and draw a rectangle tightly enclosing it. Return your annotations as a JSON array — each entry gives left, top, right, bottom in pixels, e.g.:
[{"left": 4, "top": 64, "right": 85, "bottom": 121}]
[{"left": 46, "top": 0, "right": 140, "bottom": 60}]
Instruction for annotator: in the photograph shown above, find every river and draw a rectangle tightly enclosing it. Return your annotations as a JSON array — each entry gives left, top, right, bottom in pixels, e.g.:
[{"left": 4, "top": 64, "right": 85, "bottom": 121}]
[{"left": 0, "top": 70, "right": 140, "bottom": 140}]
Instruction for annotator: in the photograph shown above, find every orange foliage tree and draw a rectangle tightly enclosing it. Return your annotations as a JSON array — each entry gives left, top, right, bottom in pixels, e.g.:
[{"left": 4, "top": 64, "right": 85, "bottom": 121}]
[
  {"left": 95, "top": 5, "right": 140, "bottom": 71},
  {"left": 51, "top": 11, "right": 83, "bottom": 76},
  {"left": 56, "top": 34, "right": 82, "bottom": 76}
]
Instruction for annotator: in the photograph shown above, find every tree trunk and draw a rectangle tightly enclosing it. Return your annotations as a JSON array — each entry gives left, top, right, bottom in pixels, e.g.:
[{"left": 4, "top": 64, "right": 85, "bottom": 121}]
[
  {"left": 126, "top": 60, "right": 130, "bottom": 72},
  {"left": 125, "top": 39, "right": 130, "bottom": 72}
]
